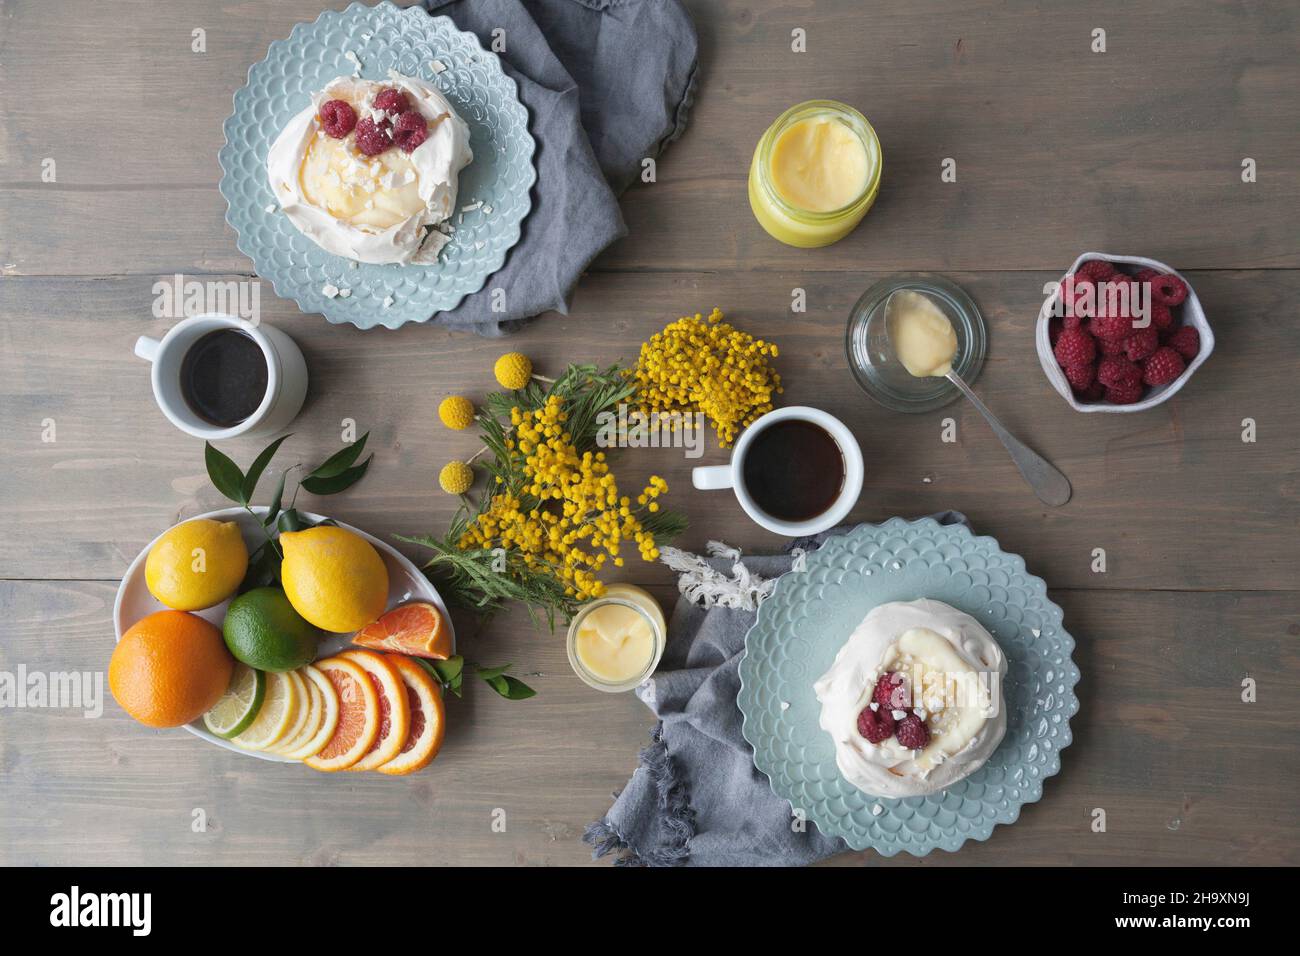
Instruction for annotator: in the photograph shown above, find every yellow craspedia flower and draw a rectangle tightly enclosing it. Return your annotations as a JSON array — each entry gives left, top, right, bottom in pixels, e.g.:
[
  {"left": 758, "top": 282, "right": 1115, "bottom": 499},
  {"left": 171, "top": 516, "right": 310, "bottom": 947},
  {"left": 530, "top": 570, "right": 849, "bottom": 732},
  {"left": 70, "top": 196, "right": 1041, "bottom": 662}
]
[
  {"left": 494, "top": 352, "right": 533, "bottom": 390},
  {"left": 438, "top": 395, "right": 475, "bottom": 430},
  {"left": 439, "top": 460, "right": 475, "bottom": 495}
]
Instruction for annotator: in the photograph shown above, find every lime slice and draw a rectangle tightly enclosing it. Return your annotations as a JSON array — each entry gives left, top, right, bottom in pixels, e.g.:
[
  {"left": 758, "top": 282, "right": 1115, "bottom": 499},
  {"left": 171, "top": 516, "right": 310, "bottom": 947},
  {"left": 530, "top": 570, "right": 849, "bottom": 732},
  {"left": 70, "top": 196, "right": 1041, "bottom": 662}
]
[
  {"left": 203, "top": 664, "right": 265, "bottom": 739},
  {"left": 232, "top": 670, "right": 300, "bottom": 751}
]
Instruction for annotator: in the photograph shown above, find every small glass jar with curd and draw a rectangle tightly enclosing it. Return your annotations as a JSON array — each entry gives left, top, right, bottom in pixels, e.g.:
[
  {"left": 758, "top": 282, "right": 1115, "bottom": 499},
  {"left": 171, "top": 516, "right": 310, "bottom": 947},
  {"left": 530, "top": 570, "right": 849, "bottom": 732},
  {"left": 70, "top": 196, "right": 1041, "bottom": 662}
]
[
  {"left": 748, "top": 100, "right": 882, "bottom": 248},
  {"left": 566, "top": 584, "right": 667, "bottom": 693}
]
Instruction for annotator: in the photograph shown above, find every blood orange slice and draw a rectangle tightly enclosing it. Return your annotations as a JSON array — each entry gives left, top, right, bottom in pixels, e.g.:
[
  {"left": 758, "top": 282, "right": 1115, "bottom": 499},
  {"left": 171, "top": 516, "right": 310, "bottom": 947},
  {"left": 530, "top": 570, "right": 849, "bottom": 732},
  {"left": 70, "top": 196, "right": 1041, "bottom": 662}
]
[
  {"left": 340, "top": 650, "right": 411, "bottom": 772},
  {"left": 352, "top": 602, "right": 451, "bottom": 660},
  {"left": 377, "top": 655, "right": 446, "bottom": 776},
  {"left": 303, "top": 656, "right": 379, "bottom": 771}
]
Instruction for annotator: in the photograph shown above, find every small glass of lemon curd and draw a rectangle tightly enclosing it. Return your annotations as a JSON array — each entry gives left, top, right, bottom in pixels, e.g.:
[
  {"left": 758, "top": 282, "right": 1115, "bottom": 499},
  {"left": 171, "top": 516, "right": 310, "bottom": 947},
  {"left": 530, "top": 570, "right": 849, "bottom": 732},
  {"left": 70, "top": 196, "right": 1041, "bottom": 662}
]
[
  {"left": 566, "top": 584, "right": 667, "bottom": 693},
  {"left": 748, "top": 100, "right": 881, "bottom": 248}
]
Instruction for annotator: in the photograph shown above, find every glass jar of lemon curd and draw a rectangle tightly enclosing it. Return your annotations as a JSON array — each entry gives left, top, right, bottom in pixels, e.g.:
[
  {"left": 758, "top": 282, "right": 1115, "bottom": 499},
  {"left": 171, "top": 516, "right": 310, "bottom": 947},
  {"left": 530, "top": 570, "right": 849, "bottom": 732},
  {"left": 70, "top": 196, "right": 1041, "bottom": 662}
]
[{"left": 748, "top": 100, "right": 882, "bottom": 248}]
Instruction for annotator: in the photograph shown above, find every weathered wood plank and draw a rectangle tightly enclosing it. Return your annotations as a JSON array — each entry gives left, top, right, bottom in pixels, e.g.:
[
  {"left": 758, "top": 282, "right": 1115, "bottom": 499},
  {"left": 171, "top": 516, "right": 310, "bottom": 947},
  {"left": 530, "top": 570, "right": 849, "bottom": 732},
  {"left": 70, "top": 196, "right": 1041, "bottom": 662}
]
[
  {"left": 2, "top": 0, "right": 1298, "bottom": 275},
  {"left": 2, "top": 581, "right": 1295, "bottom": 866},
  {"left": 1, "top": 270, "right": 1296, "bottom": 591}
]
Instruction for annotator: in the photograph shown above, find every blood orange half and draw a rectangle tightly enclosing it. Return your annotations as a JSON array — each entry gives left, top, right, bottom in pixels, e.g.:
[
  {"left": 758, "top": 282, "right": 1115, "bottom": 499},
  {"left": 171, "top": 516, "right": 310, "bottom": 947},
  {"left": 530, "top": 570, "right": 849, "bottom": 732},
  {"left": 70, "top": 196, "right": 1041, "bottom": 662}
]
[
  {"left": 377, "top": 655, "right": 446, "bottom": 776},
  {"left": 340, "top": 650, "right": 411, "bottom": 772},
  {"left": 303, "top": 656, "right": 379, "bottom": 772},
  {"left": 352, "top": 602, "right": 451, "bottom": 659}
]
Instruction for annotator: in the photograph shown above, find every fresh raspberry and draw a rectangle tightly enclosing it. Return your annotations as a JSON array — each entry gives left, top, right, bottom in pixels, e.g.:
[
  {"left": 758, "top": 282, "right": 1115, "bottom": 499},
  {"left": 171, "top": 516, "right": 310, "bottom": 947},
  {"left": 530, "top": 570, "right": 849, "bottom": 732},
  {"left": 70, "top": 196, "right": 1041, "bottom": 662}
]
[
  {"left": 1142, "top": 346, "right": 1186, "bottom": 386},
  {"left": 1123, "top": 327, "right": 1159, "bottom": 362},
  {"left": 1054, "top": 328, "right": 1096, "bottom": 368},
  {"left": 1077, "top": 259, "right": 1116, "bottom": 283},
  {"left": 1167, "top": 325, "right": 1201, "bottom": 361},
  {"left": 873, "top": 672, "right": 908, "bottom": 710},
  {"left": 1060, "top": 274, "right": 1094, "bottom": 318},
  {"left": 1097, "top": 335, "right": 1126, "bottom": 356},
  {"left": 392, "top": 110, "right": 429, "bottom": 152},
  {"left": 1133, "top": 267, "right": 1162, "bottom": 283},
  {"left": 1148, "top": 302, "right": 1173, "bottom": 330},
  {"left": 1150, "top": 273, "right": 1188, "bottom": 307},
  {"left": 1098, "top": 356, "right": 1141, "bottom": 389},
  {"left": 1074, "top": 380, "right": 1106, "bottom": 403},
  {"left": 1089, "top": 310, "right": 1135, "bottom": 341},
  {"left": 1063, "top": 361, "right": 1095, "bottom": 391},
  {"left": 1097, "top": 278, "right": 1138, "bottom": 319},
  {"left": 895, "top": 714, "right": 930, "bottom": 751},
  {"left": 354, "top": 116, "right": 392, "bottom": 156},
  {"left": 397, "top": 126, "right": 429, "bottom": 153},
  {"left": 319, "top": 99, "right": 358, "bottom": 138},
  {"left": 856, "top": 705, "right": 896, "bottom": 744},
  {"left": 372, "top": 87, "right": 410, "bottom": 115},
  {"left": 1063, "top": 312, "right": 1083, "bottom": 331},
  {"left": 1048, "top": 316, "right": 1063, "bottom": 347},
  {"left": 1105, "top": 380, "right": 1144, "bottom": 405}
]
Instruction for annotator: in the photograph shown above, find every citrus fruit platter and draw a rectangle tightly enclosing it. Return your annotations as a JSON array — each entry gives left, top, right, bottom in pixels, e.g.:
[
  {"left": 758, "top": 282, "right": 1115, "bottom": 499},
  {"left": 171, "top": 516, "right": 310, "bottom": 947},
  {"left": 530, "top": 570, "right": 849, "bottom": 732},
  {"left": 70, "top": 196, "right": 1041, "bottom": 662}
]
[{"left": 112, "top": 507, "right": 453, "bottom": 773}]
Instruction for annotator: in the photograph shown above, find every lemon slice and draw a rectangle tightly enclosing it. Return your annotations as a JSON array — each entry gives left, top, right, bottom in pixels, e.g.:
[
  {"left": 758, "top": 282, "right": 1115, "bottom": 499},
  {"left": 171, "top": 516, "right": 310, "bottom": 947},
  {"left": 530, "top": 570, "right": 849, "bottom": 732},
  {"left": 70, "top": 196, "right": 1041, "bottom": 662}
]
[
  {"left": 283, "top": 664, "right": 340, "bottom": 760},
  {"left": 233, "top": 670, "right": 300, "bottom": 751},
  {"left": 203, "top": 664, "right": 265, "bottom": 739},
  {"left": 270, "top": 669, "right": 323, "bottom": 755}
]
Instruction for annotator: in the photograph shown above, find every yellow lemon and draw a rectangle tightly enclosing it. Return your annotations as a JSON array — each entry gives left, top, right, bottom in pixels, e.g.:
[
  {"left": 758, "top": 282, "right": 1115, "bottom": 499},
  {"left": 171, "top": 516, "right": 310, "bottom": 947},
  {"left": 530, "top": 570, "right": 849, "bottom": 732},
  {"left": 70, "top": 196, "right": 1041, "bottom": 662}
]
[
  {"left": 279, "top": 526, "right": 388, "bottom": 633},
  {"left": 145, "top": 519, "right": 249, "bottom": 610}
]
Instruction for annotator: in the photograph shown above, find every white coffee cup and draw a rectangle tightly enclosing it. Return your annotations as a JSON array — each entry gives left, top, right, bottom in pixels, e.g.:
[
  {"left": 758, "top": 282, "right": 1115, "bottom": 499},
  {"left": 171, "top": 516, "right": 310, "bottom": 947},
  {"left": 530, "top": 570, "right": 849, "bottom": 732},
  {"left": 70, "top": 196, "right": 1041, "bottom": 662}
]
[
  {"left": 691, "top": 406, "right": 864, "bottom": 536},
  {"left": 134, "top": 314, "right": 308, "bottom": 440}
]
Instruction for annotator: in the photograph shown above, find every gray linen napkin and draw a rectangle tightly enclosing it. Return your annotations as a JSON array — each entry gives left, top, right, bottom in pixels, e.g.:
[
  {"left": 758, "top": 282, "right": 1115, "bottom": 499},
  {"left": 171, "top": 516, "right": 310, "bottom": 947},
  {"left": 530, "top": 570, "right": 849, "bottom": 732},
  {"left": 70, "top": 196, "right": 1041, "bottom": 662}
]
[
  {"left": 422, "top": 0, "right": 699, "bottom": 334},
  {"left": 585, "top": 514, "right": 971, "bottom": 867}
]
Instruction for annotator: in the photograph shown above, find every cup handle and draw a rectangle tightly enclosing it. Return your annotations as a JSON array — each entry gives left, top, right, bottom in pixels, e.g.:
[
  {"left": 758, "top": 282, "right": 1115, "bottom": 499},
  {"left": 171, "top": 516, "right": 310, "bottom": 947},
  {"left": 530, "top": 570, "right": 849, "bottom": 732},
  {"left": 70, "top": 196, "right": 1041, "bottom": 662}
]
[
  {"left": 134, "top": 335, "right": 161, "bottom": 363},
  {"left": 692, "top": 465, "right": 734, "bottom": 491}
]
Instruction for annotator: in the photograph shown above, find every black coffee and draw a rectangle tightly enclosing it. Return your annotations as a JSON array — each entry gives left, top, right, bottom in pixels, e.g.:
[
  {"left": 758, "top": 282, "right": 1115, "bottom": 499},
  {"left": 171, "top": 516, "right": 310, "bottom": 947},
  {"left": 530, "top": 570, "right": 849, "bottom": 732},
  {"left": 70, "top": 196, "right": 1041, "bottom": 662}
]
[
  {"left": 741, "top": 419, "right": 845, "bottom": 522},
  {"left": 179, "top": 329, "right": 269, "bottom": 427}
]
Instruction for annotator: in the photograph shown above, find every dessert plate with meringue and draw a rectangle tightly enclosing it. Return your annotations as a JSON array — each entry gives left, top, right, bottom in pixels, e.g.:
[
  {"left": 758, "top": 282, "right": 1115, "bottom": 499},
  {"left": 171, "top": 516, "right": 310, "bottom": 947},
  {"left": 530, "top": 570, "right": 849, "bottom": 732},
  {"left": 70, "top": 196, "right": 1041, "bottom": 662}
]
[
  {"left": 737, "top": 517, "right": 1080, "bottom": 856},
  {"left": 220, "top": 2, "right": 535, "bottom": 330}
]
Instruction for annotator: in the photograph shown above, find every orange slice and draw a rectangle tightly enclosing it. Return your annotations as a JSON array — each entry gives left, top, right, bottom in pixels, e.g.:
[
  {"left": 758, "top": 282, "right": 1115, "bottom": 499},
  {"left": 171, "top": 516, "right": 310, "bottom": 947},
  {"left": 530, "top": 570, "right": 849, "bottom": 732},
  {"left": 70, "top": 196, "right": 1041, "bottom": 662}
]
[
  {"left": 340, "top": 650, "right": 411, "bottom": 772},
  {"left": 377, "top": 655, "right": 446, "bottom": 776},
  {"left": 352, "top": 602, "right": 451, "bottom": 660},
  {"left": 303, "top": 656, "right": 379, "bottom": 772}
]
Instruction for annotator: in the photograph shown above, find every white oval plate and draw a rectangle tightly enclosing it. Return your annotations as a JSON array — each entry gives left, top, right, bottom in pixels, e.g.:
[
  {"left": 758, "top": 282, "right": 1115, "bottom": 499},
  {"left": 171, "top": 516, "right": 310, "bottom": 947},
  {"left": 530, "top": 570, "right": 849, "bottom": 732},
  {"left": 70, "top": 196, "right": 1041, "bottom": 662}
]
[{"left": 113, "top": 506, "right": 453, "bottom": 762}]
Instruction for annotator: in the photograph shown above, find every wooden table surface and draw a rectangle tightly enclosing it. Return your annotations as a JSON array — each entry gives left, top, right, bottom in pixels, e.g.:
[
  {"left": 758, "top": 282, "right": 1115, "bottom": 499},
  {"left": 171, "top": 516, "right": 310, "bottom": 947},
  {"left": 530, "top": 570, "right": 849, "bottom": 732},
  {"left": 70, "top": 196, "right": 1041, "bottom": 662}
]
[{"left": 2, "top": 0, "right": 1298, "bottom": 867}]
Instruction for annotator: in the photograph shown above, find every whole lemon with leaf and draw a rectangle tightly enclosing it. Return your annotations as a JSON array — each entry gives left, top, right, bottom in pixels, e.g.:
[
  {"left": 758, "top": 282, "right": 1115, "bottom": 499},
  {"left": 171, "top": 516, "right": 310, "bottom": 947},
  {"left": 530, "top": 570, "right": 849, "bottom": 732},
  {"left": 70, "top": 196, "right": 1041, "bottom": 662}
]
[
  {"left": 145, "top": 519, "right": 248, "bottom": 610},
  {"left": 280, "top": 526, "right": 388, "bottom": 633}
]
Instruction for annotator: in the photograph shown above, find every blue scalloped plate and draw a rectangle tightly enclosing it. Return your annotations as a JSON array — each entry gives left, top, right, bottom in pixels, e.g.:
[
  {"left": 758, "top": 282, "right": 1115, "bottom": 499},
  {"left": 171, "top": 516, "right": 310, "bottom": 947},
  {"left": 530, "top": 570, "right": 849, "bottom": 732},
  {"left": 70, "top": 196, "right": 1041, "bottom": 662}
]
[
  {"left": 219, "top": 2, "right": 536, "bottom": 330},
  {"left": 737, "top": 518, "right": 1080, "bottom": 856}
]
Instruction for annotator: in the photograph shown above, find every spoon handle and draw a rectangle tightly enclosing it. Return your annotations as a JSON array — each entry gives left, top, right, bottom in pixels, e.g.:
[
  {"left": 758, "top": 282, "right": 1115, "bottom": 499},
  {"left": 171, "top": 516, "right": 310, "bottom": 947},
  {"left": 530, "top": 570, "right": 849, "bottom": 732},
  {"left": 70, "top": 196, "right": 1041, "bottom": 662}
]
[{"left": 945, "top": 371, "right": 1072, "bottom": 507}]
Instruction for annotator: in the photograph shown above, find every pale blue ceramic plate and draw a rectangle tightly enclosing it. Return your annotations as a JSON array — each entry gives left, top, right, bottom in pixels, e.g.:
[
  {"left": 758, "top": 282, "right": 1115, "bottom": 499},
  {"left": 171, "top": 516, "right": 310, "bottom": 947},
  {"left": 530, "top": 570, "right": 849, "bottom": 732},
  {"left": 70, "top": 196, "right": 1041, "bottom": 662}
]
[
  {"left": 737, "top": 518, "right": 1080, "bottom": 856},
  {"left": 219, "top": 2, "right": 536, "bottom": 330}
]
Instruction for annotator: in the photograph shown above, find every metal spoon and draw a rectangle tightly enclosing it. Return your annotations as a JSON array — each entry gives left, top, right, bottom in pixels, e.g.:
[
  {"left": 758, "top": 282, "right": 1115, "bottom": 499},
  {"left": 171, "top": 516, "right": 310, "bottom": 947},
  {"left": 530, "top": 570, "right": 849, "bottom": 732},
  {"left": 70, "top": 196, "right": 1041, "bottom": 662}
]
[{"left": 883, "top": 290, "right": 1072, "bottom": 507}]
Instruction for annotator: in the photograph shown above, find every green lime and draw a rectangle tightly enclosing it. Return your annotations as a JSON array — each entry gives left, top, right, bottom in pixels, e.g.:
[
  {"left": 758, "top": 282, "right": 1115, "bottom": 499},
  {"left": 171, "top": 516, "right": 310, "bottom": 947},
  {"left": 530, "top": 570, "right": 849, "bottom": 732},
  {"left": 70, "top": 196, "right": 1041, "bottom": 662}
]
[
  {"left": 203, "top": 663, "right": 266, "bottom": 738},
  {"left": 222, "top": 587, "right": 320, "bottom": 672}
]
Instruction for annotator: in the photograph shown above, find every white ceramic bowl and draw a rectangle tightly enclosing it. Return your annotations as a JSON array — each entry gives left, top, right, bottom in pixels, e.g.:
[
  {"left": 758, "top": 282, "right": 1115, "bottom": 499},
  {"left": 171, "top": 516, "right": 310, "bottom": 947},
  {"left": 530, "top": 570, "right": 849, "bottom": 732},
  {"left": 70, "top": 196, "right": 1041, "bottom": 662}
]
[
  {"left": 1036, "top": 252, "right": 1214, "bottom": 413},
  {"left": 113, "top": 507, "right": 453, "bottom": 763}
]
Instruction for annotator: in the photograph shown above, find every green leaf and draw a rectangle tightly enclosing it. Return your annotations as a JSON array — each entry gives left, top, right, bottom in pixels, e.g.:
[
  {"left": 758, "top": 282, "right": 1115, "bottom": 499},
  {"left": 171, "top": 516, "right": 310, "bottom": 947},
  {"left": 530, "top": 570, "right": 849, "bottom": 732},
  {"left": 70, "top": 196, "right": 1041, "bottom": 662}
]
[
  {"left": 240, "top": 434, "right": 290, "bottom": 504},
  {"left": 414, "top": 656, "right": 464, "bottom": 697},
  {"left": 299, "top": 456, "right": 372, "bottom": 496},
  {"left": 277, "top": 509, "right": 311, "bottom": 534},
  {"left": 240, "top": 542, "right": 282, "bottom": 592},
  {"left": 309, "top": 432, "right": 369, "bottom": 480},
  {"left": 483, "top": 673, "right": 536, "bottom": 701},
  {"left": 205, "top": 442, "right": 247, "bottom": 504},
  {"left": 475, "top": 663, "right": 513, "bottom": 681},
  {"left": 263, "top": 471, "right": 287, "bottom": 527}
]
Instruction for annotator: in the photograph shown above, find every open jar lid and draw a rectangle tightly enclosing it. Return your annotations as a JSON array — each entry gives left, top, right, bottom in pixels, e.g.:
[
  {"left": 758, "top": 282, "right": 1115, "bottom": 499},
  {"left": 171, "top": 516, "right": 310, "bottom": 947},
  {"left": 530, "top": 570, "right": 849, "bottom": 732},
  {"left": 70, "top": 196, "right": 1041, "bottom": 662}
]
[{"left": 844, "top": 274, "right": 987, "bottom": 414}]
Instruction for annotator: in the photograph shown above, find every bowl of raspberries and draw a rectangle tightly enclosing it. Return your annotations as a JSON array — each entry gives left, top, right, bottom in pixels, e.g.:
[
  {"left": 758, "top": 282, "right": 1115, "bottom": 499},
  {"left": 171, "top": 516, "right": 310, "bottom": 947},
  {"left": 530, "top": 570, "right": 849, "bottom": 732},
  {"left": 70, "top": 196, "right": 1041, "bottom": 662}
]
[{"left": 1038, "top": 253, "right": 1213, "bottom": 412}]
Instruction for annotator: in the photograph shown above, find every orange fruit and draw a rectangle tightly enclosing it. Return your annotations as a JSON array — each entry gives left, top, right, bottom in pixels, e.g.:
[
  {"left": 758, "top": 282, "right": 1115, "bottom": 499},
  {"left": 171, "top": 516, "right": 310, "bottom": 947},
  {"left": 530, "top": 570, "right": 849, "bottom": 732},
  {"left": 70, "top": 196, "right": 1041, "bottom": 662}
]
[
  {"left": 303, "top": 656, "right": 379, "bottom": 771},
  {"left": 377, "top": 655, "right": 446, "bottom": 776},
  {"left": 110, "top": 610, "right": 233, "bottom": 728},
  {"left": 352, "top": 602, "right": 451, "bottom": 659},
  {"left": 340, "top": 650, "right": 411, "bottom": 772}
]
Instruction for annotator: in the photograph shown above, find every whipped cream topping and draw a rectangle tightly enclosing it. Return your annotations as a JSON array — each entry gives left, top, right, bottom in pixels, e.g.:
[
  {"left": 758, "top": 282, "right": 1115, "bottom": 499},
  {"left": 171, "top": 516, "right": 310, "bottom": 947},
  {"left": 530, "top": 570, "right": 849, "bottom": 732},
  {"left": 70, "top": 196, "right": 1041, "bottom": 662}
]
[
  {"left": 267, "top": 72, "right": 472, "bottom": 265},
  {"left": 813, "top": 599, "right": 1007, "bottom": 798}
]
